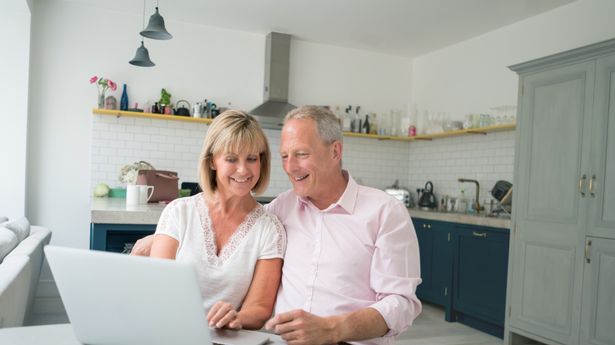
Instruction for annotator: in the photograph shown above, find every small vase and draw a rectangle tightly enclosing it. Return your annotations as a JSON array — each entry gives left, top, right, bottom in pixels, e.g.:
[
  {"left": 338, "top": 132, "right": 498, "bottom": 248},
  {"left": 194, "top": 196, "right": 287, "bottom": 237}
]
[{"left": 98, "top": 93, "right": 105, "bottom": 109}]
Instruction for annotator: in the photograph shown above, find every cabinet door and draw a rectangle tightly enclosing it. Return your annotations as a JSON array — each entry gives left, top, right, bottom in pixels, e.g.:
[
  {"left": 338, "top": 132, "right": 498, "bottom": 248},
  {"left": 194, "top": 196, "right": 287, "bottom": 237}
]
[
  {"left": 580, "top": 237, "right": 615, "bottom": 345},
  {"left": 510, "top": 61, "right": 594, "bottom": 344},
  {"left": 588, "top": 54, "right": 615, "bottom": 239},
  {"left": 413, "top": 218, "right": 452, "bottom": 308},
  {"left": 453, "top": 225, "right": 509, "bottom": 337},
  {"left": 90, "top": 223, "right": 156, "bottom": 253},
  {"left": 415, "top": 219, "right": 434, "bottom": 299}
]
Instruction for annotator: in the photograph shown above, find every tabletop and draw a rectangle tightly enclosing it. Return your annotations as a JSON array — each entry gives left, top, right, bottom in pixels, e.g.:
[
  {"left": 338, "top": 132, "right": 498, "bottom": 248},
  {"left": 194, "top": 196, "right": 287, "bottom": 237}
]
[{"left": 0, "top": 324, "right": 286, "bottom": 345}]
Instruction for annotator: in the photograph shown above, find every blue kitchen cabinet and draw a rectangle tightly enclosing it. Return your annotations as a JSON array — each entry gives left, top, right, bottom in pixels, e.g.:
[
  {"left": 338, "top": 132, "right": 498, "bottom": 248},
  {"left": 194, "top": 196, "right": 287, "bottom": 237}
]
[
  {"left": 413, "top": 218, "right": 454, "bottom": 321},
  {"left": 90, "top": 223, "right": 156, "bottom": 253},
  {"left": 451, "top": 224, "right": 509, "bottom": 338}
]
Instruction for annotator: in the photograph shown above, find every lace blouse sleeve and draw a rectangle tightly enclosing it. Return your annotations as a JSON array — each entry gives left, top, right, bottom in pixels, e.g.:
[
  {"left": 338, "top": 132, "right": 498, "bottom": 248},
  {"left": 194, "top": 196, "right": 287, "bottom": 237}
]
[
  {"left": 257, "top": 213, "right": 287, "bottom": 260},
  {"left": 155, "top": 200, "right": 181, "bottom": 241}
]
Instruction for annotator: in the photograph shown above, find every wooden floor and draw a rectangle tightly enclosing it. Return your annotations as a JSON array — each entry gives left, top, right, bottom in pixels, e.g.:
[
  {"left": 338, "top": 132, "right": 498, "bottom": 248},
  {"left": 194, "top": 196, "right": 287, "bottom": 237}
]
[{"left": 395, "top": 303, "right": 503, "bottom": 345}]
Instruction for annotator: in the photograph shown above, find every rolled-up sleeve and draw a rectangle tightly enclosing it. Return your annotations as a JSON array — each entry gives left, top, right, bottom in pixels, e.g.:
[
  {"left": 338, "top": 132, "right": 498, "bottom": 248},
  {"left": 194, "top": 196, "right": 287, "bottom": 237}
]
[{"left": 369, "top": 201, "right": 422, "bottom": 336}]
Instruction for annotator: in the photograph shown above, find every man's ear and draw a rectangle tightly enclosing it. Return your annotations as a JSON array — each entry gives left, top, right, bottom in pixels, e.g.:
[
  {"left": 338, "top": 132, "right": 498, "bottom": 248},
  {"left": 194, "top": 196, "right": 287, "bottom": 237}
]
[{"left": 331, "top": 141, "right": 343, "bottom": 161}]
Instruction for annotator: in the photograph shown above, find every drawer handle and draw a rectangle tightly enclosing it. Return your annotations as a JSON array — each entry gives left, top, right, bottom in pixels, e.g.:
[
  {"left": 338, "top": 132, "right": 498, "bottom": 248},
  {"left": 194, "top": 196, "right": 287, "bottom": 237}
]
[
  {"left": 579, "top": 174, "right": 587, "bottom": 197},
  {"left": 472, "top": 231, "right": 487, "bottom": 238},
  {"left": 427, "top": 224, "right": 431, "bottom": 229},
  {"left": 589, "top": 174, "right": 596, "bottom": 198},
  {"left": 423, "top": 224, "right": 426, "bottom": 228}
]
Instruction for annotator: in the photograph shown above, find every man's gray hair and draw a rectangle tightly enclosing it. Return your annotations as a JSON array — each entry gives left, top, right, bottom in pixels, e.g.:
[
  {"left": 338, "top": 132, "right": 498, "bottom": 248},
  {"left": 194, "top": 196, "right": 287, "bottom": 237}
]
[{"left": 284, "top": 105, "right": 342, "bottom": 144}]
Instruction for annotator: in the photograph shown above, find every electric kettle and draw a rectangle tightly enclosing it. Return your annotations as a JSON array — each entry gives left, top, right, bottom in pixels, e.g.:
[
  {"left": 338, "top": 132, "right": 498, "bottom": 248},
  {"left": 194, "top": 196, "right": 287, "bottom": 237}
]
[{"left": 418, "top": 181, "right": 437, "bottom": 210}]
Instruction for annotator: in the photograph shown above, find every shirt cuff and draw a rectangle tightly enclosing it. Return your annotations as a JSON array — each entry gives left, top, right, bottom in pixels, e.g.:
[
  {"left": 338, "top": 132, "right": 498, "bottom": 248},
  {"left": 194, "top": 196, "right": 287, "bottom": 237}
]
[{"left": 369, "top": 294, "right": 421, "bottom": 337}]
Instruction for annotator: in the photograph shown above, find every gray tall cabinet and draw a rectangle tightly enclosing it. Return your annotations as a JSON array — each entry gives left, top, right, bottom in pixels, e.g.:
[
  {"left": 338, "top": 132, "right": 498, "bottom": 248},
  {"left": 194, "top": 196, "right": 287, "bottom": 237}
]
[{"left": 507, "top": 39, "right": 615, "bottom": 345}]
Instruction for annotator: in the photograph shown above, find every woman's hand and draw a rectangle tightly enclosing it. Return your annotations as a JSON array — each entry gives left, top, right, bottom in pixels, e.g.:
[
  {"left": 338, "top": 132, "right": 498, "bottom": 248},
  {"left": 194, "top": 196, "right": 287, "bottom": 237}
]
[
  {"left": 207, "top": 301, "right": 242, "bottom": 329},
  {"left": 130, "top": 234, "right": 155, "bottom": 256}
]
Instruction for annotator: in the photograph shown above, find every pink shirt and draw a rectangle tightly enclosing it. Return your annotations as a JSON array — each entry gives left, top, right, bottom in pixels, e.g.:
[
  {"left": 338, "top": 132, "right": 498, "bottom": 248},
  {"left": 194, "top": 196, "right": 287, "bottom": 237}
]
[{"left": 266, "top": 172, "right": 422, "bottom": 345}]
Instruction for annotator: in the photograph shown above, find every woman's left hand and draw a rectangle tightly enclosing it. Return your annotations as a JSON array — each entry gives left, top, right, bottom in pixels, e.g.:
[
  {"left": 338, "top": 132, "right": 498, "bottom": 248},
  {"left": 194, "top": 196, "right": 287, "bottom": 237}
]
[{"left": 207, "top": 301, "right": 242, "bottom": 329}]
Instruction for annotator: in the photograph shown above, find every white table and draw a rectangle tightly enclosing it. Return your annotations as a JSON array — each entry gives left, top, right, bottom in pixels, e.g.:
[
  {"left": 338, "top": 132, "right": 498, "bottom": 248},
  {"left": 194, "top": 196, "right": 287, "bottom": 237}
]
[{"left": 0, "top": 324, "right": 286, "bottom": 345}]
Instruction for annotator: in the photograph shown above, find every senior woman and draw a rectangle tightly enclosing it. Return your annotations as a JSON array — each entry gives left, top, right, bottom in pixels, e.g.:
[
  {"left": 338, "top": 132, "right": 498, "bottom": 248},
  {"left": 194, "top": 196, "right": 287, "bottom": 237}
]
[{"left": 148, "top": 110, "right": 286, "bottom": 330}]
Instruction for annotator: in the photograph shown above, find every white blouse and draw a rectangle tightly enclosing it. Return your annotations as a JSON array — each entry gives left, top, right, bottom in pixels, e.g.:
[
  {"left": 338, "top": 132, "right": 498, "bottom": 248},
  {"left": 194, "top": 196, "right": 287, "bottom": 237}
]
[{"left": 155, "top": 193, "right": 286, "bottom": 311}]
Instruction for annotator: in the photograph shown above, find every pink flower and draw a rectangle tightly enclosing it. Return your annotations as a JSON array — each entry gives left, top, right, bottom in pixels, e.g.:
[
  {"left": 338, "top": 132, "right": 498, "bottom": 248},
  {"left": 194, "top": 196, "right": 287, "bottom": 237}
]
[{"left": 90, "top": 76, "right": 117, "bottom": 96}]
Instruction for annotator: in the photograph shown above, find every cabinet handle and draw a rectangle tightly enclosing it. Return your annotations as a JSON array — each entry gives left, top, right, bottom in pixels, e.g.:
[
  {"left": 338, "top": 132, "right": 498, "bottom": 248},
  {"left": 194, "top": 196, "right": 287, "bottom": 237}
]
[
  {"left": 585, "top": 239, "right": 592, "bottom": 263},
  {"left": 472, "top": 231, "right": 487, "bottom": 238},
  {"left": 589, "top": 174, "right": 596, "bottom": 197},
  {"left": 427, "top": 224, "right": 431, "bottom": 229},
  {"left": 422, "top": 224, "right": 426, "bottom": 228},
  {"left": 579, "top": 174, "right": 587, "bottom": 197}
]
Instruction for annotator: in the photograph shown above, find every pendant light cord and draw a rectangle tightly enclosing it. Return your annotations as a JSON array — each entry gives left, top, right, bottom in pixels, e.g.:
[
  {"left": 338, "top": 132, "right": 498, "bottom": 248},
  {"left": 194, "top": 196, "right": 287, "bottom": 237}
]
[
  {"left": 140, "top": 0, "right": 146, "bottom": 43},
  {"left": 142, "top": 0, "right": 146, "bottom": 30}
]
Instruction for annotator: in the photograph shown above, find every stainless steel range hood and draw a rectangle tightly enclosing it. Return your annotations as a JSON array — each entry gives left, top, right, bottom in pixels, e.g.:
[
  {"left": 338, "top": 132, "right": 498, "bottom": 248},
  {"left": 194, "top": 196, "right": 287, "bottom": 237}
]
[{"left": 250, "top": 32, "right": 296, "bottom": 130}]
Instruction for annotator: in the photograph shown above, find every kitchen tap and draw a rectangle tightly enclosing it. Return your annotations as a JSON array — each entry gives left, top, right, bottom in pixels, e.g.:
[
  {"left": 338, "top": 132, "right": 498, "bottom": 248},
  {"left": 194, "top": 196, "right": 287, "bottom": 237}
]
[{"left": 458, "top": 178, "right": 484, "bottom": 212}]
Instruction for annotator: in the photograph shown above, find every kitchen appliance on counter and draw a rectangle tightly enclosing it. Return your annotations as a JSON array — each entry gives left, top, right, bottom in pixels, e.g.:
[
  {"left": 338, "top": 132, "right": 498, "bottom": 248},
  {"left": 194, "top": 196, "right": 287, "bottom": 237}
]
[
  {"left": 180, "top": 182, "right": 202, "bottom": 196},
  {"left": 174, "top": 100, "right": 191, "bottom": 116},
  {"left": 418, "top": 181, "right": 437, "bottom": 210},
  {"left": 384, "top": 180, "right": 414, "bottom": 208},
  {"left": 490, "top": 180, "right": 512, "bottom": 216}
]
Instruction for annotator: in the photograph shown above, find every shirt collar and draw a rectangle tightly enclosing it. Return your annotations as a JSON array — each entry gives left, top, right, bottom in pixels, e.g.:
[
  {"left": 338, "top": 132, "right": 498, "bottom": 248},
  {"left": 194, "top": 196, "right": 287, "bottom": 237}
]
[
  {"left": 336, "top": 170, "right": 358, "bottom": 213},
  {"left": 296, "top": 170, "right": 358, "bottom": 214}
]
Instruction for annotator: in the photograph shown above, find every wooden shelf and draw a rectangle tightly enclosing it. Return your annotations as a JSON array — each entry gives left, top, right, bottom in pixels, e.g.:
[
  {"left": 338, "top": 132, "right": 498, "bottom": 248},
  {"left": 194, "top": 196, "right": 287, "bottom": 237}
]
[
  {"left": 343, "top": 123, "right": 515, "bottom": 141},
  {"left": 93, "top": 108, "right": 515, "bottom": 141},
  {"left": 92, "top": 108, "right": 213, "bottom": 124}
]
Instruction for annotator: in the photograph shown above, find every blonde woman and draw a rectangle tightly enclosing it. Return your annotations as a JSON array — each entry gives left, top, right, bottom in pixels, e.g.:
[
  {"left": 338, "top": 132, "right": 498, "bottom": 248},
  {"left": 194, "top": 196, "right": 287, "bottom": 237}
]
[{"left": 149, "top": 110, "right": 286, "bottom": 330}]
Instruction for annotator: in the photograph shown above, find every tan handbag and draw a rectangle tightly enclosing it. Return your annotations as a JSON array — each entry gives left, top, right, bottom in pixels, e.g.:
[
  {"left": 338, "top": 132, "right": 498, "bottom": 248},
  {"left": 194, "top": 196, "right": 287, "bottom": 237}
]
[{"left": 136, "top": 169, "right": 179, "bottom": 203}]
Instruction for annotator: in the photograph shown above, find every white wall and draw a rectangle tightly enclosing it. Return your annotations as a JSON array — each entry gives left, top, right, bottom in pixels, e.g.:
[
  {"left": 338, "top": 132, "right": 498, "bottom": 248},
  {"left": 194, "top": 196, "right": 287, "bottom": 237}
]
[
  {"left": 289, "top": 40, "right": 413, "bottom": 112},
  {"left": 411, "top": 0, "right": 615, "bottom": 119},
  {"left": 27, "top": 0, "right": 413, "bottom": 248},
  {"left": 0, "top": 1, "right": 30, "bottom": 219}
]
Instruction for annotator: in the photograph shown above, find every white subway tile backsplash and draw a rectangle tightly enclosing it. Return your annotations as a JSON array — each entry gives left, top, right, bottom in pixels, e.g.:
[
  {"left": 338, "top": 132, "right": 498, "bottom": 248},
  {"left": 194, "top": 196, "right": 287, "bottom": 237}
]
[
  {"left": 143, "top": 127, "right": 160, "bottom": 135},
  {"left": 91, "top": 115, "right": 514, "bottom": 200},
  {"left": 407, "top": 131, "right": 515, "bottom": 204}
]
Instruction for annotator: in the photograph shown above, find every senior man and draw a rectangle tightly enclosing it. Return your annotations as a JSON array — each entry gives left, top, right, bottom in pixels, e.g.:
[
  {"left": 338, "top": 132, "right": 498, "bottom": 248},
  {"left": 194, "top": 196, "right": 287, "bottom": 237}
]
[{"left": 132, "top": 106, "right": 421, "bottom": 345}]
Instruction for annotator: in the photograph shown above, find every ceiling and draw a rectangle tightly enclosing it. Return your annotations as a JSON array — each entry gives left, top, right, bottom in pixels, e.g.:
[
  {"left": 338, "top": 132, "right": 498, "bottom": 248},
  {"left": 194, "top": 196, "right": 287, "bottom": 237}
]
[{"left": 67, "top": 0, "right": 575, "bottom": 58}]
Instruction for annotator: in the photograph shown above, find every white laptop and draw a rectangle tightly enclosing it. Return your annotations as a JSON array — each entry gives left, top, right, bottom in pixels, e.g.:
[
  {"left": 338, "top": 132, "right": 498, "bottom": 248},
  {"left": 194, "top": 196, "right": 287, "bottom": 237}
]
[{"left": 44, "top": 245, "right": 271, "bottom": 345}]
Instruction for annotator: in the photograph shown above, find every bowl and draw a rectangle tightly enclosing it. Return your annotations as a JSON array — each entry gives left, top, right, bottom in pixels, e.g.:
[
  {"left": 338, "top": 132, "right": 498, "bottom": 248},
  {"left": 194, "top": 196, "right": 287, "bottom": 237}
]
[{"left": 108, "top": 188, "right": 126, "bottom": 198}]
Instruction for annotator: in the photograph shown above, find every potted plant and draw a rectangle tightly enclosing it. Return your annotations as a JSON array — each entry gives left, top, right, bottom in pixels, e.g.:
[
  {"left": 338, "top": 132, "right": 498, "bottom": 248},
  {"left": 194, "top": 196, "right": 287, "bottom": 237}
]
[{"left": 159, "top": 88, "right": 172, "bottom": 114}]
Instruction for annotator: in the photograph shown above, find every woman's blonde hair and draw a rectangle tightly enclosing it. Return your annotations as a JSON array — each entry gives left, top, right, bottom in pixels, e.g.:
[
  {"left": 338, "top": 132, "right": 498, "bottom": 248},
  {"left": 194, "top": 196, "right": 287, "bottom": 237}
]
[{"left": 198, "top": 110, "right": 270, "bottom": 197}]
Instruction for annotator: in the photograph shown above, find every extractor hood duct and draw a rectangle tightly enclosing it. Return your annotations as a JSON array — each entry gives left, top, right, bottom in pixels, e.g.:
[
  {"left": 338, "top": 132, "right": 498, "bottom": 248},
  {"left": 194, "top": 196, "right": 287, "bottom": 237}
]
[{"left": 250, "top": 32, "right": 296, "bottom": 130}]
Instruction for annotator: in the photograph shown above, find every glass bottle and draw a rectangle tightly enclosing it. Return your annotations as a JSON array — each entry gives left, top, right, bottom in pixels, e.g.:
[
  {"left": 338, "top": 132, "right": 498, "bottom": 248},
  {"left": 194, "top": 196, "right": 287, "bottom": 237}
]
[
  {"left": 120, "top": 84, "right": 128, "bottom": 111},
  {"left": 457, "top": 189, "right": 468, "bottom": 213}
]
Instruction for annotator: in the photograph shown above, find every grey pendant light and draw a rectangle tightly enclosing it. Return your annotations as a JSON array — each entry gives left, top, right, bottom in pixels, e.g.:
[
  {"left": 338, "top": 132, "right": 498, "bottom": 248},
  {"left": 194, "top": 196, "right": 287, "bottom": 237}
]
[
  {"left": 129, "top": 41, "right": 155, "bottom": 67},
  {"left": 129, "top": 0, "right": 155, "bottom": 67},
  {"left": 140, "top": 2, "right": 172, "bottom": 40}
]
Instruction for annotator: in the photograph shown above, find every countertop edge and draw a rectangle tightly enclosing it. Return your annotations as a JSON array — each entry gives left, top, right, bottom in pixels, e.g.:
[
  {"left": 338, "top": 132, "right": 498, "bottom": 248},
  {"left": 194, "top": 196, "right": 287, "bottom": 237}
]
[
  {"left": 408, "top": 209, "right": 511, "bottom": 229},
  {"left": 90, "top": 198, "right": 510, "bottom": 229}
]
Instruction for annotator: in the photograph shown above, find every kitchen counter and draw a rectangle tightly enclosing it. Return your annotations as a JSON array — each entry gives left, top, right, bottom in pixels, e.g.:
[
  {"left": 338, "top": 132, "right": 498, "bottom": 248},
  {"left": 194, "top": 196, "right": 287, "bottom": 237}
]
[
  {"left": 91, "top": 197, "right": 167, "bottom": 224},
  {"left": 408, "top": 208, "right": 511, "bottom": 229},
  {"left": 91, "top": 195, "right": 277, "bottom": 225},
  {"left": 92, "top": 197, "right": 510, "bottom": 229}
]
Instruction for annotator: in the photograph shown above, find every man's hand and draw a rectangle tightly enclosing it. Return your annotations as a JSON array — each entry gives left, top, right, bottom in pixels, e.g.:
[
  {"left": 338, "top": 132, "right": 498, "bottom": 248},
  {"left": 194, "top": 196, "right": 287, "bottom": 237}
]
[
  {"left": 130, "top": 234, "right": 155, "bottom": 256},
  {"left": 265, "top": 309, "right": 339, "bottom": 345},
  {"left": 207, "top": 301, "right": 242, "bottom": 329}
]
